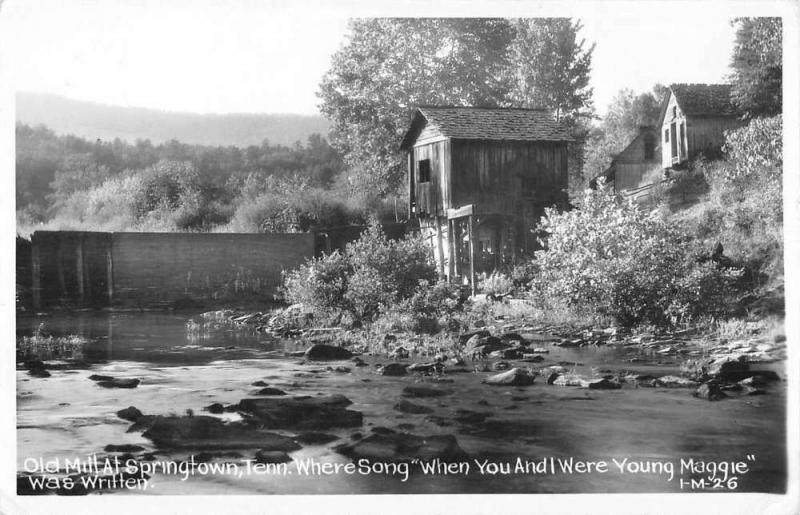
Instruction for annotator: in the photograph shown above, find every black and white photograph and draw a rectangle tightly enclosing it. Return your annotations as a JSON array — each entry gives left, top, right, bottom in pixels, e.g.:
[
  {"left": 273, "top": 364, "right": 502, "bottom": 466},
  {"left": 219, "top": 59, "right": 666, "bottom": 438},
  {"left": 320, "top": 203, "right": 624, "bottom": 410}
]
[{"left": 1, "top": 1, "right": 798, "bottom": 513}]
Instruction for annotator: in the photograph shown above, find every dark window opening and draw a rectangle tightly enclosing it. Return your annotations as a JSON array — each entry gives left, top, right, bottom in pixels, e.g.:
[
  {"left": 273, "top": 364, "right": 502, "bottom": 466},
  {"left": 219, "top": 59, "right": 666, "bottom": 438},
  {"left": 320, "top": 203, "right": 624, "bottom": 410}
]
[
  {"left": 664, "top": 129, "right": 669, "bottom": 143},
  {"left": 521, "top": 176, "right": 535, "bottom": 197},
  {"left": 672, "top": 106, "right": 677, "bottom": 118},
  {"left": 418, "top": 159, "right": 431, "bottom": 183},
  {"left": 644, "top": 134, "right": 655, "bottom": 160}
]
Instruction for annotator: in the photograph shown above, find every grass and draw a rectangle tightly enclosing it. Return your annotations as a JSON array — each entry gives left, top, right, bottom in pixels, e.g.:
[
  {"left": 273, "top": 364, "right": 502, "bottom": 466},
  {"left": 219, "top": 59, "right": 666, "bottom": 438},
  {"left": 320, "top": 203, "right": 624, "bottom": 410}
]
[{"left": 17, "top": 324, "right": 89, "bottom": 361}]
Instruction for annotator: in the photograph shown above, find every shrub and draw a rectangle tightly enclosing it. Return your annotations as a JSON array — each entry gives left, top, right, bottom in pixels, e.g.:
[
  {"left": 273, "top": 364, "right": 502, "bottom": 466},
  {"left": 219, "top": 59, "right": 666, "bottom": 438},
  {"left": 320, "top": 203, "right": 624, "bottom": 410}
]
[
  {"left": 282, "top": 222, "right": 437, "bottom": 325},
  {"left": 478, "top": 271, "right": 514, "bottom": 297},
  {"left": 531, "top": 185, "right": 741, "bottom": 327}
]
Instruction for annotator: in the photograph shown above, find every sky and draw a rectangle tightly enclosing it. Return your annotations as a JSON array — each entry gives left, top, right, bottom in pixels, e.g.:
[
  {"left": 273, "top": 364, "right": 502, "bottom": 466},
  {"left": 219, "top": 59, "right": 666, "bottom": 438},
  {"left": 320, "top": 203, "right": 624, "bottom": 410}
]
[{"left": 0, "top": 0, "right": 778, "bottom": 118}]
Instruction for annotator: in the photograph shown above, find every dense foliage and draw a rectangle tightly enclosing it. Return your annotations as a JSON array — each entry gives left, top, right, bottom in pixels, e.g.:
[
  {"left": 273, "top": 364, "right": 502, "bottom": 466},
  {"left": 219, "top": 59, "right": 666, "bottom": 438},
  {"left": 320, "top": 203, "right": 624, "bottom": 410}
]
[
  {"left": 283, "top": 223, "right": 437, "bottom": 325},
  {"left": 318, "top": 18, "right": 595, "bottom": 197},
  {"left": 729, "top": 18, "right": 782, "bottom": 117},
  {"left": 531, "top": 185, "right": 741, "bottom": 326}
]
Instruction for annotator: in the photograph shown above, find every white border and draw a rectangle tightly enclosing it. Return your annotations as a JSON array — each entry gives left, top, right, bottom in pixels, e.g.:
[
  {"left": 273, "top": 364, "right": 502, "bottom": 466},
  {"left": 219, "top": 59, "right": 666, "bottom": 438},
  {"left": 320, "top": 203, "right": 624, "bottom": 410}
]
[{"left": 0, "top": 1, "right": 797, "bottom": 514}]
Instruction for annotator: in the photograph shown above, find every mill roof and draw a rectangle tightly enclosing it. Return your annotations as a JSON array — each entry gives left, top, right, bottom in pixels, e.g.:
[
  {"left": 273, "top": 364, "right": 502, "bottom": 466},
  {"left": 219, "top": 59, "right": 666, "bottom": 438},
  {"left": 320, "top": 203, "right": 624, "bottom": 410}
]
[{"left": 400, "top": 106, "right": 573, "bottom": 149}]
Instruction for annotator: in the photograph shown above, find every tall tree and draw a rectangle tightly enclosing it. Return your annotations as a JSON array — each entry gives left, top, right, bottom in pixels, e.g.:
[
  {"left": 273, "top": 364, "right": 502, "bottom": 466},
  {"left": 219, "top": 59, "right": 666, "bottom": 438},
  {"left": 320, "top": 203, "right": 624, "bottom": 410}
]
[
  {"left": 729, "top": 17, "right": 782, "bottom": 117},
  {"left": 318, "top": 18, "right": 515, "bottom": 197},
  {"left": 504, "top": 18, "right": 595, "bottom": 122}
]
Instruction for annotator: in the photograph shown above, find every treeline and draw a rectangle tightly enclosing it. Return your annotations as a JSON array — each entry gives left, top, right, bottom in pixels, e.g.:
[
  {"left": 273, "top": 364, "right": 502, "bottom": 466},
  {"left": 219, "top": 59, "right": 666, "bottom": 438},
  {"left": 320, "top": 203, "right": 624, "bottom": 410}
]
[{"left": 16, "top": 124, "right": 399, "bottom": 235}]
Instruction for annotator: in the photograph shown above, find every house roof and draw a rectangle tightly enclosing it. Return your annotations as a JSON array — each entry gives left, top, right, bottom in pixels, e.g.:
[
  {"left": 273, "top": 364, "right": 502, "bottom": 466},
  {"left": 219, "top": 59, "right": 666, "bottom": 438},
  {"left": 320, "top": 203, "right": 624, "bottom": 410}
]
[
  {"left": 400, "top": 106, "right": 573, "bottom": 149},
  {"left": 669, "top": 83, "right": 741, "bottom": 117}
]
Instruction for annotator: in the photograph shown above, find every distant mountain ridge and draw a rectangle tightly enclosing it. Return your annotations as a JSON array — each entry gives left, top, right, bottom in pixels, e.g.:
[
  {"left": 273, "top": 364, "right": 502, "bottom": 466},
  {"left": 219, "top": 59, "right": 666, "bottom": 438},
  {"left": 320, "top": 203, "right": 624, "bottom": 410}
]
[{"left": 16, "top": 92, "right": 332, "bottom": 147}]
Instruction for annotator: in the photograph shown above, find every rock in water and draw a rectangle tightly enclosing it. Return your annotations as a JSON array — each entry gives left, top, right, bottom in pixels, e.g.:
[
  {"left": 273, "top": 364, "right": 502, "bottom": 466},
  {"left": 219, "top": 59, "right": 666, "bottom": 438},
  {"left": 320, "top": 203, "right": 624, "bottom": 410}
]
[
  {"left": 336, "top": 433, "right": 468, "bottom": 462},
  {"left": 709, "top": 355, "right": 750, "bottom": 382},
  {"left": 304, "top": 344, "right": 354, "bottom": 361},
  {"left": 255, "top": 387, "right": 287, "bottom": 396},
  {"left": 377, "top": 363, "right": 408, "bottom": 376},
  {"left": 694, "top": 382, "right": 726, "bottom": 401},
  {"left": 236, "top": 395, "right": 362, "bottom": 430},
  {"left": 483, "top": 368, "right": 535, "bottom": 386},
  {"left": 393, "top": 400, "right": 433, "bottom": 414},
  {"left": 117, "top": 406, "right": 144, "bottom": 422},
  {"left": 585, "top": 378, "right": 621, "bottom": 390},
  {"left": 141, "top": 416, "right": 302, "bottom": 451},
  {"left": 97, "top": 378, "right": 140, "bottom": 389},
  {"left": 652, "top": 376, "right": 699, "bottom": 388}
]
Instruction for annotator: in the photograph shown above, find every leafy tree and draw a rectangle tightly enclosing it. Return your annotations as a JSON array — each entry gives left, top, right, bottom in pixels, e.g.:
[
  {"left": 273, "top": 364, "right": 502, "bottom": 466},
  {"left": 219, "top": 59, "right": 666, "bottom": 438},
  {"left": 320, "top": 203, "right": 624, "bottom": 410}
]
[
  {"left": 582, "top": 86, "right": 664, "bottom": 181},
  {"left": 318, "top": 18, "right": 515, "bottom": 197},
  {"left": 729, "top": 18, "right": 782, "bottom": 116},
  {"left": 504, "top": 18, "right": 595, "bottom": 122}
]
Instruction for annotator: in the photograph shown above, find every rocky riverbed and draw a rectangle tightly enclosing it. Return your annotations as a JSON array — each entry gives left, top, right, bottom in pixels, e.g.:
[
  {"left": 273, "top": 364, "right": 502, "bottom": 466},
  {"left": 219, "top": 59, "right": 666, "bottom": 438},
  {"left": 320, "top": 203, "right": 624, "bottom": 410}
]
[{"left": 17, "top": 311, "right": 787, "bottom": 495}]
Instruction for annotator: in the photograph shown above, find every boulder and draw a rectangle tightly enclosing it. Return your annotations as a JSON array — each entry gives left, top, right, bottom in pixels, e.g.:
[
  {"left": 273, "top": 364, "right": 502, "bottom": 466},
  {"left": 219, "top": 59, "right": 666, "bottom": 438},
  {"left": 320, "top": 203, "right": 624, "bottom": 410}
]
[
  {"left": 709, "top": 355, "right": 750, "bottom": 382},
  {"left": 401, "top": 386, "right": 453, "bottom": 398},
  {"left": 465, "top": 335, "right": 509, "bottom": 357},
  {"left": 251, "top": 380, "right": 269, "bottom": 387},
  {"left": 694, "top": 382, "right": 726, "bottom": 401},
  {"left": 335, "top": 433, "right": 468, "bottom": 462},
  {"left": 116, "top": 406, "right": 144, "bottom": 422},
  {"left": 377, "top": 363, "right": 408, "bottom": 376},
  {"left": 500, "top": 333, "right": 528, "bottom": 345},
  {"left": 88, "top": 374, "right": 114, "bottom": 382},
  {"left": 407, "top": 362, "right": 444, "bottom": 374},
  {"left": 28, "top": 368, "right": 51, "bottom": 378},
  {"left": 141, "top": 416, "right": 302, "bottom": 451},
  {"left": 393, "top": 400, "right": 433, "bottom": 414},
  {"left": 553, "top": 374, "right": 588, "bottom": 387},
  {"left": 97, "top": 378, "right": 140, "bottom": 389},
  {"left": 104, "top": 444, "right": 145, "bottom": 453},
  {"left": 491, "top": 361, "right": 510, "bottom": 371},
  {"left": 489, "top": 348, "right": 524, "bottom": 360},
  {"left": 585, "top": 378, "right": 621, "bottom": 390},
  {"left": 236, "top": 395, "right": 362, "bottom": 430},
  {"left": 483, "top": 368, "right": 535, "bottom": 386},
  {"left": 327, "top": 366, "right": 351, "bottom": 373},
  {"left": 256, "top": 387, "right": 287, "bottom": 396},
  {"left": 304, "top": 344, "right": 354, "bottom": 361},
  {"left": 204, "top": 403, "right": 225, "bottom": 414},
  {"left": 652, "top": 376, "right": 699, "bottom": 388}
]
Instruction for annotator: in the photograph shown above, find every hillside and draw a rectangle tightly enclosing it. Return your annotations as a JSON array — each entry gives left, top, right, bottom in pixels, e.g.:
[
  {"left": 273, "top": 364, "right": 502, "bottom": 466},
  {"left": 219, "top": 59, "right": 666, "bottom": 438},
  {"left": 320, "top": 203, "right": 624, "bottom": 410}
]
[{"left": 16, "top": 92, "right": 331, "bottom": 147}]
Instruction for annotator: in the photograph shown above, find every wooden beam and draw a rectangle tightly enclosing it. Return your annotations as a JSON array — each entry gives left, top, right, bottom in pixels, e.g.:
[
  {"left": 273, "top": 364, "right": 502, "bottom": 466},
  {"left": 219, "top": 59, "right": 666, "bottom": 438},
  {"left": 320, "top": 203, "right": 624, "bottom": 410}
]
[
  {"left": 32, "top": 241, "right": 41, "bottom": 311},
  {"left": 468, "top": 214, "right": 476, "bottom": 296},
  {"left": 106, "top": 248, "right": 114, "bottom": 306},
  {"left": 447, "top": 219, "right": 455, "bottom": 281},
  {"left": 76, "top": 236, "right": 85, "bottom": 305},
  {"left": 434, "top": 216, "right": 445, "bottom": 278},
  {"left": 447, "top": 204, "right": 473, "bottom": 220}
]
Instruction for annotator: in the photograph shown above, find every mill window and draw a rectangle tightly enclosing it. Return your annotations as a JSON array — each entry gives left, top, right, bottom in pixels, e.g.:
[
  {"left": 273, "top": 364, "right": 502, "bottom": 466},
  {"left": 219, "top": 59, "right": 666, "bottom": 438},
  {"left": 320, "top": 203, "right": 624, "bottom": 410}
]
[{"left": 418, "top": 159, "right": 431, "bottom": 183}]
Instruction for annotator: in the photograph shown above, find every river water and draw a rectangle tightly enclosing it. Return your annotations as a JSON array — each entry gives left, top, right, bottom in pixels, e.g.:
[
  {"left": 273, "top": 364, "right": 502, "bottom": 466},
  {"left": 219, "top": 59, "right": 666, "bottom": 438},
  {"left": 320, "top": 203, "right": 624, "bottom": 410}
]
[{"left": 16, "top": 312, "right": 787, "bottom": 495}]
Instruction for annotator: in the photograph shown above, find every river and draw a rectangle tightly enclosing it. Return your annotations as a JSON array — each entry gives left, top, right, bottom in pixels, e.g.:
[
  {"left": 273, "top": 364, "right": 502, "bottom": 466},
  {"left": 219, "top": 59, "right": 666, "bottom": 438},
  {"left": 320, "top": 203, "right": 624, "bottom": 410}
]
[{"left": 16, "top": 311, "right": 787, "bottom": 495}]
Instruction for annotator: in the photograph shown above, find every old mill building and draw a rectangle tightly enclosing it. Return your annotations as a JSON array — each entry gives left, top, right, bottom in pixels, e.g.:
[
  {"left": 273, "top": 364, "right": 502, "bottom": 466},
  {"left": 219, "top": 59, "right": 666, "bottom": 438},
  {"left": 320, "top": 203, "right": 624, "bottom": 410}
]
[{"left": 400, "top": 106, "right": 572, "bottom": 290}]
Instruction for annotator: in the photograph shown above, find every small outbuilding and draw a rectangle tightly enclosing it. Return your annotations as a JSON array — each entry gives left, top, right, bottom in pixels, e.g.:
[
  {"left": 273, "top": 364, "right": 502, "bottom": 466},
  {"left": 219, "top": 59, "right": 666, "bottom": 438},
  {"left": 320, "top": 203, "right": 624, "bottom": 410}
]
[
  {"left": 400, "top": 106, "right": 572, "bottom": 290},
  {"left": 658, "top": 83, "right": 745, "bottom": 169},
  {"left": 591, "top": 125, "right": 661, "bottom": 193}
]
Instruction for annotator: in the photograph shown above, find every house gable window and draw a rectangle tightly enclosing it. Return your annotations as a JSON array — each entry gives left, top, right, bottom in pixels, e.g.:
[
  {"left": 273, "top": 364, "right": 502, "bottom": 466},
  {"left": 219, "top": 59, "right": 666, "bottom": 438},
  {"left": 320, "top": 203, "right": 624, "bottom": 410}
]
[
  {"left": 664, "top": 129, "right": 669, "bottom": 143},
  {"left": 418, "top": 159, "right": 431, "bottom": 183}
]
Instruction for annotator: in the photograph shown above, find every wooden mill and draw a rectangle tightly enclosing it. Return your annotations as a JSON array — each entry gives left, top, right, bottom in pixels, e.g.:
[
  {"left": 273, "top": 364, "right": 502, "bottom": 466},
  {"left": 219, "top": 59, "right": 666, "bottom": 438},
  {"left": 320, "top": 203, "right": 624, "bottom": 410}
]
[{"left": 400, "top": 106, "right": 572, "bottom": 291}]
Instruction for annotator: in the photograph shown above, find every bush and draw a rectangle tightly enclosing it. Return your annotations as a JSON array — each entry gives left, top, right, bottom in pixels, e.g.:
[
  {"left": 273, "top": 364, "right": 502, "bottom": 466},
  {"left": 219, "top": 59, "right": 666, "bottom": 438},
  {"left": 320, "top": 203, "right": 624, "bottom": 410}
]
[
  {"left": 282, "top": 222, "right": 437, "bottom": 325},
  {"left": 531, "top": 185, "right": 741, "bottom": 326},
  {"left": 478, "top": 271, "right": 514, "bottom": 297}
]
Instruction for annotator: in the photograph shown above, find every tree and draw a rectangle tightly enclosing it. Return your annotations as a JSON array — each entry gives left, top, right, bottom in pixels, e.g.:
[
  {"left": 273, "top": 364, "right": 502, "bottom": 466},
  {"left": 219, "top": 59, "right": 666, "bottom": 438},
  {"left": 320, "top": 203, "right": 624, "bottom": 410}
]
[
  {"left": 582, "top": 86, "right": 664, "bottom": 181},
  {"left": 318, "top": 18, "right": 515, "bottom": 197},
  {"left": 729, "top": 18, "right": 782, "bottom": 117},
  {"left": 504, "top": 18, "right": 595, "bottom": 122}
]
